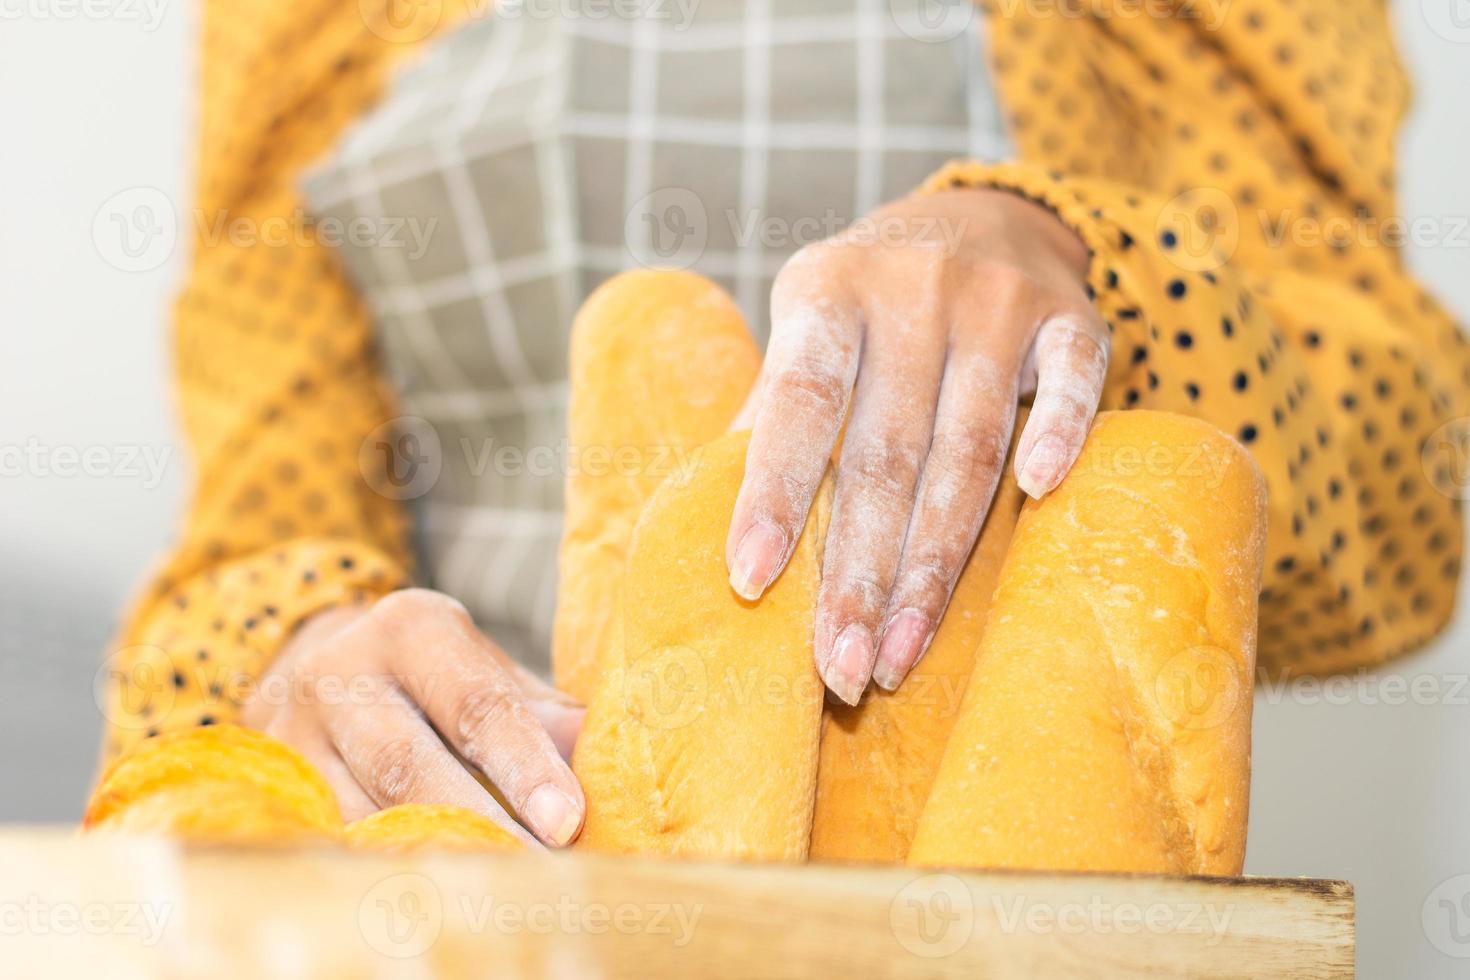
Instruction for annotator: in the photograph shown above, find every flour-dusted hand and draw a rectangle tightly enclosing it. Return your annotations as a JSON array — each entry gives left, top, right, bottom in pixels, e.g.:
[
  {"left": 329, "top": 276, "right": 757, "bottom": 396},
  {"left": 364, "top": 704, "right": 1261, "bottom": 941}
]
[
  {"left": 726, "top": 188, "right": 1106, "bottom": 704},
  {"left": 241, "top": 590, "right": 586, "bottom": 847}
]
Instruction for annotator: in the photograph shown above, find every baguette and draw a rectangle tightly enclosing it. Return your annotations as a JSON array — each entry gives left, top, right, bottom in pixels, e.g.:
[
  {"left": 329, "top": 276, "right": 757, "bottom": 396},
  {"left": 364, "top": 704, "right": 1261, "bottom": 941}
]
[
  {"left": 907, "top": 411, "right": 1266, "bottom": 875},
  {"left": 552, "top": 270, "right": 760, "bottom": 704},
  {"left": 573, "top": 430, "right": 830, "bottom": 860},
  {"left": 809, "top": 458, "right": 1025, "bottom": 863}
]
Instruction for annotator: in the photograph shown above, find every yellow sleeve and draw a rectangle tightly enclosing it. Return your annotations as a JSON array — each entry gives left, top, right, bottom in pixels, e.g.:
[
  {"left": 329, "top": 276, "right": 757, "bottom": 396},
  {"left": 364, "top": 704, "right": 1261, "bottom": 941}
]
[
  {"left": 98, "top": 1, "right": 472, "bottom": 762},
  {"left": 932, "top": 1, "right": 1470, "bottom": 675}
]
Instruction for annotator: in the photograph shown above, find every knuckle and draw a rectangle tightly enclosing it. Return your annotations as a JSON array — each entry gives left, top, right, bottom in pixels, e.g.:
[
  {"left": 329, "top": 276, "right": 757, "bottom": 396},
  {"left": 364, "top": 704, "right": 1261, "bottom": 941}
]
[
  {"left": 849, "top": 440, "right": 925, "bottom": 502},
  {"left": 364, "top": 737, "right": 426, "bottom": 802},
  {"left": 453, "top": 683, "right": 522, "bottom": 745},
  {"left": 768, "top": 366, "right": 847, "bottom": 417},
  {"left": 932, "top": 423, "right": 1008, "bottom": 484},
  {"left": 374, "top": 588, "right": 468, "bottom": 625},
  {"left": 831, "top": 568, "right": 889, "bottom": 613}
]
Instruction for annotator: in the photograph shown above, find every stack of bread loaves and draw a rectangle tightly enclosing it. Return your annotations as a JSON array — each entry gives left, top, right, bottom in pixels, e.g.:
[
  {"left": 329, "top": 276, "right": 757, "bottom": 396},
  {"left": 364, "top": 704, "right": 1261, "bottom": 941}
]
[
  {"left": 83, "top": 271, "right": 1265, "bottom": 876},
  {"left": 562, "top": 271, "right": 1266, "bottom": 875}
]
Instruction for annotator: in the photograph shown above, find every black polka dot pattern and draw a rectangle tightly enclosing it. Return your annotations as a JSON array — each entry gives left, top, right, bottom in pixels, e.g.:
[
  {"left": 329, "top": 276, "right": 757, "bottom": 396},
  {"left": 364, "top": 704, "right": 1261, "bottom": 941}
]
[{"left": 931, "top": 0, "right": 1470, "bottom": 676}]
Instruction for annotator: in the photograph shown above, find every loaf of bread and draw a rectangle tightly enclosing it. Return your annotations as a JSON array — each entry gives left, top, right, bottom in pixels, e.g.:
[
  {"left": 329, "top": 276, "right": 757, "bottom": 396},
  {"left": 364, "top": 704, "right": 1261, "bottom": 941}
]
[
  {"left": 553, "top": 270, "right": 760, "bottom": 704},
  {"left": 345, "top": 804, "right": 524, "bottom": 852},
  {"left": 573, "top": 430, "right": 830, "bottom": 861},
  {"left": 809, "top": 462, "right": 1024, "bottom": 863},
  {"left": 908, "top": 411, "right": 1266, "bottom": 875},
  {"left": 84, "top": 725, "right": 344, "bottom": 843}
]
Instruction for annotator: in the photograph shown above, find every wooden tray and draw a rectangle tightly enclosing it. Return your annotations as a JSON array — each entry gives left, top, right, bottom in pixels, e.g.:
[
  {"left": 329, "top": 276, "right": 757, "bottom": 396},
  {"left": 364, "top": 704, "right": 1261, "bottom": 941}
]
[{"left": 0, "top": 830, "right": 1353, "bottom": 978}]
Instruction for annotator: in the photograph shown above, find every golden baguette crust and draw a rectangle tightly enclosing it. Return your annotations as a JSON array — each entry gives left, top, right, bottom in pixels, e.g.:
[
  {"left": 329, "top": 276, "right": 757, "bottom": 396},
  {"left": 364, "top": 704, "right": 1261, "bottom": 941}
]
[
  {"left": 574, "top": 430, "right": 830, "bottom": 861},
  {"left": 810, "top": 467, "right": 1025, "bottom": 863},
  {"left": 908, "top": 411, "right": 1266, "bottom": 875},
  {"left": 345, "top": 804, "right": 524, "bottom": 853},
  {"left": 84, "top": 725, "right": 343, "bottom": 837},
  {"left": 553, "top": 270, "right": 760, "bottom": 704}
]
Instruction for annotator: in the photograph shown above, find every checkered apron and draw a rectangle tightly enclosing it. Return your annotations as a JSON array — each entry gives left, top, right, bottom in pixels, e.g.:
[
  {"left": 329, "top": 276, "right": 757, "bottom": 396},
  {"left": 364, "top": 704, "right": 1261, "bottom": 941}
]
[{"left": 302, "top": 0, "right": 1012, "bottom": 673}]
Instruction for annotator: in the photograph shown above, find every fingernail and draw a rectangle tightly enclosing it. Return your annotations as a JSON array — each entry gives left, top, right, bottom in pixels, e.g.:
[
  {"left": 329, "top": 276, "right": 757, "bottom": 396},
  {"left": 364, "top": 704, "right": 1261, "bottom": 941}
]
[
  {"left": 526, "top": 784, "right": 582, "bottom": 847},
  {"left": 823, "top": 624, "right": 874, "bottom": 706},
  {"left": 1018, "top": 434, "right": 1066, "bottom": 499},
  {"left": 729, "top": 521, "right": 786, "bottom": 600},
  {"left": 872, "top": 609, "right": 933, "bottom": 691}
]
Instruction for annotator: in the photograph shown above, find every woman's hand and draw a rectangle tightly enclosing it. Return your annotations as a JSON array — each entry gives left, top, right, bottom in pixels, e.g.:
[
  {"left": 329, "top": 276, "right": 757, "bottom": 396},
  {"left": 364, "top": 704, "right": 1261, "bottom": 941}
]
[
  {"left": 241, "top": 589, "right": 586, "bottom": 847},
  {"left": 726, "top": 188, "right": 1106, "bottom": 704}
]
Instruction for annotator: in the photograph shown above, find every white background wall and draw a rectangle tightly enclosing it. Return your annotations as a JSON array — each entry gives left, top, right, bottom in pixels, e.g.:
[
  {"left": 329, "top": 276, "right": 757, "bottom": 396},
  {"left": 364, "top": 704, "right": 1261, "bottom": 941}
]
[{"left": 0, "top": 2, "right": 1466, "bottom": 975}]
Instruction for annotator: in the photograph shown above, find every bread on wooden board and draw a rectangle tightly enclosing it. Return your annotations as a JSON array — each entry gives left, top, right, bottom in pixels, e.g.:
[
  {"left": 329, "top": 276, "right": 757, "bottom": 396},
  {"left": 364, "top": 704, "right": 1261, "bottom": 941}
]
[
  {"left": 908, "top": 411, "right": 1266, "bottom": 875},
  {"left": 810, "top": 453, "right": 1025, "bottom": 864},
  {"left": 84, "top": 725, "right": 344, "bottom": 843},
  {"left": 85, "top": 725, "right": 343, "bottom": 833},
  {"left": 573, "top": 430, "right": 830, "bottom": 861},
  {"left": 345, "top": 804, "right": 524, "bottom": 853},
  {"left": 553, "top": 269, "right": 760, "bottom": 704}
]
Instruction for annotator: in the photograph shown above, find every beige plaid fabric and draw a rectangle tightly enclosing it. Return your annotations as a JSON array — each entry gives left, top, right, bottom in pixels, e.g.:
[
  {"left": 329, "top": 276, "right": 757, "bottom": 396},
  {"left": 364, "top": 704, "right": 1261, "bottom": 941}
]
[{"left": 301, "top": 0, "right": 1012, "bottom": 673}]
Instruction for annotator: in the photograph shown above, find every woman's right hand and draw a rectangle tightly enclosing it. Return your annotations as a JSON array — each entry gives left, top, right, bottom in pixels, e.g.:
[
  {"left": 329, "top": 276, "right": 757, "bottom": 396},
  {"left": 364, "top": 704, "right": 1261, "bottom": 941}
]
[{"left": 240, "top": 589, "right": 586, "bottom": 848}]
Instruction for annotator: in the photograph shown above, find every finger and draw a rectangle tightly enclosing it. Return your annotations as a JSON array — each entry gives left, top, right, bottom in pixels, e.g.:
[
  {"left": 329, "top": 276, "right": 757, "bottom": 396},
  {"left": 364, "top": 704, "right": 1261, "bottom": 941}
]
[
  {"left": 322, "top": 676, "right": 540, "bottom": 848},
  {"left": 873, "top": 346, "right": 1020, "bottom": 691},
  {"left": 389, "top": 620, "right": 586, "bottom": 848},
  {"left": 814, "top": 318, "right": 945, "bottom": 705},
  {"left": 1013, "top": 312, "right": 1109, "bottom": 499},
  {"left": 481, "top": 649, "right": 586, "bottom": 761},
  {"left": 726, "top": 254, "right": 861, "bottom": 601},
  {"left": 266, "top": 720, "right": 378, "bottom": 822}
]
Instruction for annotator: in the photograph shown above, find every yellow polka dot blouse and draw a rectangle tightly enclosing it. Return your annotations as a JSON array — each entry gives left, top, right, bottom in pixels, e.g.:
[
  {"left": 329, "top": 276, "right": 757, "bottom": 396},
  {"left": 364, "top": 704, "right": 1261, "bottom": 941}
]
[{"left": 100, "top": 0, "right": 1470, "bottom": 761}]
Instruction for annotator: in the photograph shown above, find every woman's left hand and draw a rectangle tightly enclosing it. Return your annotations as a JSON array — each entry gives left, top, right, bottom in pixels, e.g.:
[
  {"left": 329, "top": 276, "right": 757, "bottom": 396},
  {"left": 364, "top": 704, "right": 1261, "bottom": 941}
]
[{"left": 725, "top": 187, "right": 1107, "bottom": 704}]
